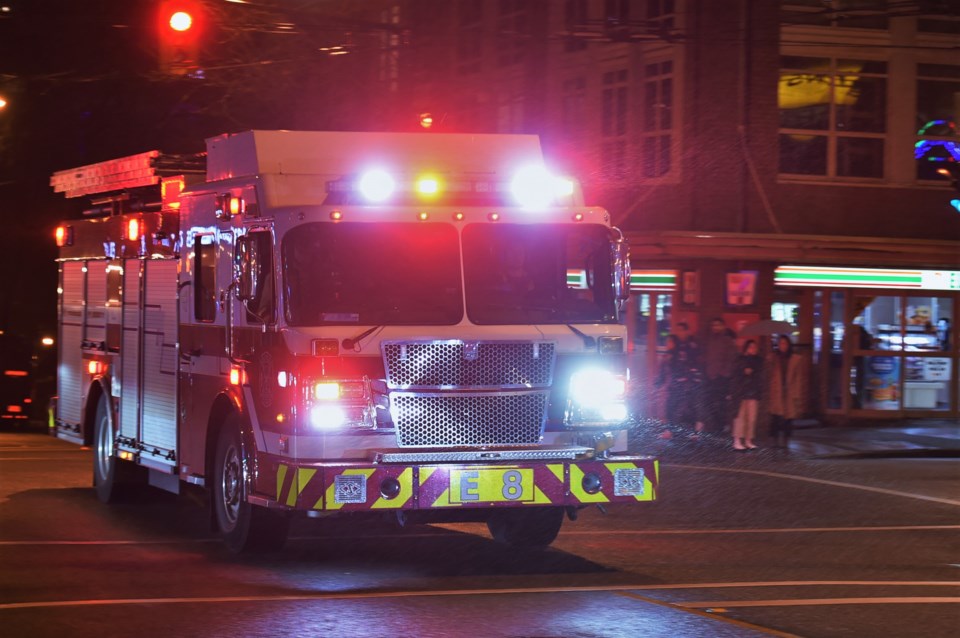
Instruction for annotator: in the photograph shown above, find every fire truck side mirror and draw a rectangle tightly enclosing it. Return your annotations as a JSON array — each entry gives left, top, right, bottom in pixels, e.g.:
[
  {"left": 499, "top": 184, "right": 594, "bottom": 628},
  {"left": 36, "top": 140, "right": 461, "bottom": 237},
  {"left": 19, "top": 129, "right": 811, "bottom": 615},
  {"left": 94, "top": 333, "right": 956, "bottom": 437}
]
[
  {"left": 610, "top": 230, "right": 631, "bottom": 313},
  {"left": 234, "top": 236, "right": 257, "bottom": 302}
]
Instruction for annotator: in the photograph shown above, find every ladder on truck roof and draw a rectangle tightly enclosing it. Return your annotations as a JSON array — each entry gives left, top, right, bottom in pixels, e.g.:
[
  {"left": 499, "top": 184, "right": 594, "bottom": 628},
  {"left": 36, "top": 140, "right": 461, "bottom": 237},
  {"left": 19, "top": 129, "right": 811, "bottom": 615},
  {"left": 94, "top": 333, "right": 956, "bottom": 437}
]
[{"left": 50, "top": 151, "right": 206, "bottom": 199}]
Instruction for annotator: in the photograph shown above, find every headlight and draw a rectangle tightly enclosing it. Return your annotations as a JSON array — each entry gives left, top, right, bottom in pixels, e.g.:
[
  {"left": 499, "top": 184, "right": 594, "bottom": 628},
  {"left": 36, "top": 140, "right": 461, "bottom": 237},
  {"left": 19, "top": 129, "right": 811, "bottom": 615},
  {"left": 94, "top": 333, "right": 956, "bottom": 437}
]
[
  {"left": 305, "top": 378, "right": 374, "bottom": 431},
  {"left": 565, "top": 368, "right": 629, "bottom": 429}
]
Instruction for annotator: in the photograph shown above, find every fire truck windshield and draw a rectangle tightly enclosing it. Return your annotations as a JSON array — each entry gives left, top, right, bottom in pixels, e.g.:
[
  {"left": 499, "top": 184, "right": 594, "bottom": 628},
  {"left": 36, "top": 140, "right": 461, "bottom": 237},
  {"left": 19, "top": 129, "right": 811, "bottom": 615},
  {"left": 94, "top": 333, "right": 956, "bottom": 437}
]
[
  {"left": 282, "top": 222, "right": 463, "bottom": 326},
  {"left": 463, "top": 223, "right": 617, "bottom": 325}
]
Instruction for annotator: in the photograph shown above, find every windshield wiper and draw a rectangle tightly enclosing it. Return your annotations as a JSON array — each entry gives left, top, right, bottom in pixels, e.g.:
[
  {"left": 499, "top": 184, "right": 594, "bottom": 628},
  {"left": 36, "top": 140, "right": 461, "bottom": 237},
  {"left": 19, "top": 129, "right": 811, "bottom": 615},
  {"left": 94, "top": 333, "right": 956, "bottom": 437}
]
[
  {"left": 565, "top": 324, "right": 596, "bottom": 350},
  {"left": 342, "top": 325, "right": 382, "bottom": 351}
]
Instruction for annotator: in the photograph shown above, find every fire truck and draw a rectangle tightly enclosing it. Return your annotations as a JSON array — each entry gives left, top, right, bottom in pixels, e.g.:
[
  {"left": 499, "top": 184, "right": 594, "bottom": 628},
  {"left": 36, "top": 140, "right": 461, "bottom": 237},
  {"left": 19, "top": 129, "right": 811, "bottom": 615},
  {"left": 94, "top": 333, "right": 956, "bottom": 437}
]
[{"left": 51, "top": 130, "right": 658, "bottom": 553}]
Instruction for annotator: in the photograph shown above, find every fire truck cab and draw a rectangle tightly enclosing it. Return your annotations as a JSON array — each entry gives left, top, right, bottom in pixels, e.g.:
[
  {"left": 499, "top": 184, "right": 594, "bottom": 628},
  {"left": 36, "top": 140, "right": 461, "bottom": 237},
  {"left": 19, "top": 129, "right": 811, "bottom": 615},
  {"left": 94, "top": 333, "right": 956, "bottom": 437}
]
[{"left": 52, "top": 130, "right": 658, "bottom": 552}]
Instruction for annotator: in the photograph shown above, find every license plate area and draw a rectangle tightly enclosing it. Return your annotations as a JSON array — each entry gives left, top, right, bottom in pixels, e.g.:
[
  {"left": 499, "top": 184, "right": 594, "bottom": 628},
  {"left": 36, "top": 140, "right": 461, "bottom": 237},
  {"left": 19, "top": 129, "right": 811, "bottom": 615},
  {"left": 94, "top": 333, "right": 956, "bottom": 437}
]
[{"left": 449, "top": 467, "right": 535, "bottom": 504}]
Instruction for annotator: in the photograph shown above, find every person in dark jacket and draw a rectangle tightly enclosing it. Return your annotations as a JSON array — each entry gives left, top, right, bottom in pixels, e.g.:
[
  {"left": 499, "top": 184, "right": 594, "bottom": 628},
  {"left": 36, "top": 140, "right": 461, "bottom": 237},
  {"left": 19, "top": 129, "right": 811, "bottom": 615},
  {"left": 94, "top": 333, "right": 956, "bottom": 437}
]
[
  {"left": 731, "top": 339, "right": 763, "bottom": 450},
  {"left": 657, "top": 334, "right": 703, "bottom": 433},
  {"left": 703, "top": 317, "right": 738, "bottom": 434}
]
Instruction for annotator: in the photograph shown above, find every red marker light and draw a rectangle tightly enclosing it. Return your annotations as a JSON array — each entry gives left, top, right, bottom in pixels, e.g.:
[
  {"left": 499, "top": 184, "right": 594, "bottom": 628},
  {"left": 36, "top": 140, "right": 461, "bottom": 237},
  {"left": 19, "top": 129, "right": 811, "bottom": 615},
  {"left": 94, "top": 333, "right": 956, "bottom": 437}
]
[
  {"left": 330, "top": 210, "right": 343, "bottom": 221},
  {"left": 417, "top": 212, "right": 429, "bottom": 221},
  {"left": 488, "top": 213, "right": 500, "bottom": 222},
  {"left": 127, "top": 218, "right": 140, "bottom": 242},
  {"left": 453, "top": 212, "right": 464, "bottom": 221},
  {"left": 169, "top": 10, "right": 192, "bottom": 32}
]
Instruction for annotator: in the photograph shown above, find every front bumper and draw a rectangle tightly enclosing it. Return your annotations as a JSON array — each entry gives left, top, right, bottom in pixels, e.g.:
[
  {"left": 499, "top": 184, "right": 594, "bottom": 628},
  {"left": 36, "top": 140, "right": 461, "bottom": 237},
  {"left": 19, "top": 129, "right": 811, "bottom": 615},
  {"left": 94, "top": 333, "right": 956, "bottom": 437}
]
[{"left": 254, "top": 454, "right": 659, "bottom": 512}]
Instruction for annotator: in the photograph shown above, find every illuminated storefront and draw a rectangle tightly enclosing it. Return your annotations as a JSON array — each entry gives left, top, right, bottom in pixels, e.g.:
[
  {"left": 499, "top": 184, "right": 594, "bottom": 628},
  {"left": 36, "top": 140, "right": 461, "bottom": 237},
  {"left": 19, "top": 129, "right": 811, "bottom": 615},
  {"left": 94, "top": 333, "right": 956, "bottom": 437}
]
[
  {"left": 774, "top": 265, "right": 956, "bottom": 415},
  {"left": 625, "top": 232, "right": 960, "bottom": 420}
]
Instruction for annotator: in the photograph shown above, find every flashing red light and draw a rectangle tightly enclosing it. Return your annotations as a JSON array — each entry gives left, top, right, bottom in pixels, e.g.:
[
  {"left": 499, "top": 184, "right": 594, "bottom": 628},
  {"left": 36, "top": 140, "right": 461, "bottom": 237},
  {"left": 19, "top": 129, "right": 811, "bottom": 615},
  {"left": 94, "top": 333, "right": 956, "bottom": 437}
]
[
  {"left": 169, "top": 10, "right": 193, "bottom": 32},
  {"left": 488, "top": 213, "right": 500, "bottom": 222},
  {"left": 87, "top": 360, "right": 104, "bottom": 376},
  {"left": 573, "top": 212, "right": 584, "bottom": 222},
  {"left": 229, "top": 366, "right": 247, "bottom": 386},
  {"left": 419, "top": 112, "right": 434, "bottom": 129},
  {"left": 330, "top": 210, "right": 343, "bottom": 221},
  {"left": 55, "top": 225, "right": 73, "bottom": 247},
  {"left": 127, "top": 218, "right": 140, "bottom": 242},
  {"left": 453, "top": 212, "right": 464, "bottom": 221},
  {"left": 417, "top": 212, "right": 429, "bottom": 221}
]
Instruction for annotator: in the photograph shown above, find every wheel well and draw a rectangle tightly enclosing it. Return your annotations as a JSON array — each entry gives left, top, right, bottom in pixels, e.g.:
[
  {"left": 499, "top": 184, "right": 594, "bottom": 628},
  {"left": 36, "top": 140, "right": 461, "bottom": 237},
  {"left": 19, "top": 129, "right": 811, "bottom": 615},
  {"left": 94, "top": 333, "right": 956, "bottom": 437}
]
[
  {"left": 82, "top": 382, "right": 108, "bottom": 447},
  {"left": 205, "top": 394, "right": 238, "bottom": 481}
]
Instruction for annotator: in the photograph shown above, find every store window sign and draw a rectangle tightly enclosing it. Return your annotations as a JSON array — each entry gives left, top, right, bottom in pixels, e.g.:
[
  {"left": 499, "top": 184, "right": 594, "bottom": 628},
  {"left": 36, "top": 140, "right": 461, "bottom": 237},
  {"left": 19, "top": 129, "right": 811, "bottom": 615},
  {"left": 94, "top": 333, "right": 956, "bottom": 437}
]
[
  {"left": 863, "top": 356, "right": 900, "bottom": 410},
  {"left": 776, "top": 266, "right": 960, "bottom": 291},
  {"left": 924, "top": 358, "right": 951, "bottom": 381},
  {"left": 726, "top": 271, "right": 757, "bottom": 306}
]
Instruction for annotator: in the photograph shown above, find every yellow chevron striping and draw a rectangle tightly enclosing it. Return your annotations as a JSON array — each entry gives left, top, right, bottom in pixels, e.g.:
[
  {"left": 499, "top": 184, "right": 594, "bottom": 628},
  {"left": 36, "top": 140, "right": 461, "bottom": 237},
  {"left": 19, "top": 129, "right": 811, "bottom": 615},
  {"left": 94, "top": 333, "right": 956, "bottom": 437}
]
[
  {"left": 371, "top": 467, "right": 414, "bottom": 509},
  {"left": 569, "top": 465, "right": 610, "bottom": 503},
  {"left": 276, "top": 464, "right": 288, "bottom": 502}
]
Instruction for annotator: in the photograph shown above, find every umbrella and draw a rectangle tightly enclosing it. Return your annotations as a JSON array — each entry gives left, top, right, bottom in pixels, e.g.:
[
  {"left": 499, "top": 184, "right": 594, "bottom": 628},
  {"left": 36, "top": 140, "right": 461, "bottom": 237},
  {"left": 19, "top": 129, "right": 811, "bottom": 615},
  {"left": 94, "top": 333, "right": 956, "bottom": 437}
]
[{"left": 739, "top": 320, "right": 796, "bottom": 337}]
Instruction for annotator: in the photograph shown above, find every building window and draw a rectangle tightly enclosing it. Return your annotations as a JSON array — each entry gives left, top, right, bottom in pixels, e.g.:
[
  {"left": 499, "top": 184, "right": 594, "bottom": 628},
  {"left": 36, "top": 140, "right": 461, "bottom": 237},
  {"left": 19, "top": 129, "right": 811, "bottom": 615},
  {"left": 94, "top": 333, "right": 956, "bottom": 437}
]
[
  {"left": 602, "top": 69, "right": 629, "bottom": 179},
  {"left": 562, "top": 77, "right": 587, "bottom": 137},
  {"left": 779, "top": 56, "right": 887, "bottom": 178},
  {"left": 497, "top": 0, "right": 527, "bottom": 67},
  {"left": 917, "top": 1, "right": 960, "bottom": 34},
  {"left": 915, "top": 64, "right": 960, "bottom": 181},
  {"left": 498, "top": 94, "right": 524, "bottom": 133},
  {"left": 641, "top": 61, "right": 672, "bottom": 178},
  {"left": 564, "top": 0, "right": 588, "bottom": 52},
  {"left": 781, "top": 1, "right": 889, "bottom": 30},
  {"left": 457, "top": 1, "right": 483, "bottom": 75},
  {"left": 646, "top": 0, "right": 675, "bottom": 31}
]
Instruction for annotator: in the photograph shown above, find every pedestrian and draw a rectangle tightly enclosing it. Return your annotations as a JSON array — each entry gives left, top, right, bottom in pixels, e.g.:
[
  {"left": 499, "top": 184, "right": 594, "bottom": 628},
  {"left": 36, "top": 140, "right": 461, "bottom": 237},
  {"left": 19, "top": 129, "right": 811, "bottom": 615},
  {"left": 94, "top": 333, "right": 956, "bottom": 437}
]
[
  {"left": 656, "top": 334, "right": 702, "bottom": 435},
  {"left": 768, "top": 334, "right": 806, "bottom": 449},
  {"left": 731, "top": 339, "right": 763, "bottom": 451},
  {"left": 703, "top": 317, "right": 738, "bottom": 434},
  {"left": 672, "top": 322, "right": 707, "bottom": 436}
]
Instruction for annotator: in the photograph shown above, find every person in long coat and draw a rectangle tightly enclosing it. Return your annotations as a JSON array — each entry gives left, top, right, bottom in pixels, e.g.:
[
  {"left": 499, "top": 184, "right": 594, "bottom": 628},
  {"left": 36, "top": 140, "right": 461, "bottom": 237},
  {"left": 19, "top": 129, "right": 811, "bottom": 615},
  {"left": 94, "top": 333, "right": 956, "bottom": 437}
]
[{"left": 768, "top": 334, "right": 806, "bottom": 448}]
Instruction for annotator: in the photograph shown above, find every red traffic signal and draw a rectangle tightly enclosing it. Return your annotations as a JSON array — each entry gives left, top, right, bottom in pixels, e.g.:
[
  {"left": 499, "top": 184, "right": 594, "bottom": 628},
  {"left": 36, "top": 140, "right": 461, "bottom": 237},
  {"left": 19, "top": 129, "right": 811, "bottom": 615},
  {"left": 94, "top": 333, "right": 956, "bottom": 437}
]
[{"left": 157, "top": 2, "right": 202, "bottom": 75}]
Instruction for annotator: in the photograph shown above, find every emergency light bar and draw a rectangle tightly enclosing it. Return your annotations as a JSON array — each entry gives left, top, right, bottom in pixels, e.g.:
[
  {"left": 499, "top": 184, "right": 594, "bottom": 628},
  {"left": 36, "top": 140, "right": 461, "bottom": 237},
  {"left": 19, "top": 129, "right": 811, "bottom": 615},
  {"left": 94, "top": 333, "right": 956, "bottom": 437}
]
[{"left": 326, "top": 167, "right": 577, "bottom": 208}]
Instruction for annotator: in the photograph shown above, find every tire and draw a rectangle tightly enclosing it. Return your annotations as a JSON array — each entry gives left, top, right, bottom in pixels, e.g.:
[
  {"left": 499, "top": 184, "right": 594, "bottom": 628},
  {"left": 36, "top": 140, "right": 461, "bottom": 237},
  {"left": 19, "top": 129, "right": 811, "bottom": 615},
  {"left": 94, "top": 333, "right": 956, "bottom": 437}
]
[
  {"left": 486, "top": 507, "right": 565, "bottom": 548},
  {"left": 93, "top": 394, "right": 141, "bottom": 503},
  {"left": 212, "top": 413, "right": 290, "bottom": 554}
]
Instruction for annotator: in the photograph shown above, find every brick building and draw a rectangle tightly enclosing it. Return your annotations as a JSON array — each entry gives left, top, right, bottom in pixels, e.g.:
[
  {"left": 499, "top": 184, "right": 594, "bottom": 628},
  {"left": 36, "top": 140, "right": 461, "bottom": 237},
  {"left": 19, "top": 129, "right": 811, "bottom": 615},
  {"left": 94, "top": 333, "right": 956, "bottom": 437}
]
[{"left": 351, "top": 1, "right": 960, "bottom": 419}]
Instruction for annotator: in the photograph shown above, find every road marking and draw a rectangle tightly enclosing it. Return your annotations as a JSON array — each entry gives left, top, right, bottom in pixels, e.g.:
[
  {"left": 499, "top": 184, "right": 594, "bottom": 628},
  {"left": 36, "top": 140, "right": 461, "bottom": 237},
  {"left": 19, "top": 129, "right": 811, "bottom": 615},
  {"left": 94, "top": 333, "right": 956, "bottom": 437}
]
[
  {"left": 560, "top": 524, "right": 960, "bottom": 535},
  {"left": 677, "top": 597, "right": 960, "bottom": 609},
  {"left": 1, "top": 582, "right": 957, "bottom": 611},
  {"left": 614, "top": 591, "right": 802, "bottom": 638},
  {"left": 2, "top": 525, "right": 959, "bottom": 546},
  {"left": 669, "top": 464, "right": 960, "bottom": 507}
]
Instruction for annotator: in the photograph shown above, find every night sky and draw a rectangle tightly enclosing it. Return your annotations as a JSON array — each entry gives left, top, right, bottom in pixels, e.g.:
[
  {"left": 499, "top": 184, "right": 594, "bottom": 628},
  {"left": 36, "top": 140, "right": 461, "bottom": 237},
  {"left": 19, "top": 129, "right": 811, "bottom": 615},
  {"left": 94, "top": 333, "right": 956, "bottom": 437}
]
[{"left": 0, "top": 0, "right": 371, "bottom": 344}]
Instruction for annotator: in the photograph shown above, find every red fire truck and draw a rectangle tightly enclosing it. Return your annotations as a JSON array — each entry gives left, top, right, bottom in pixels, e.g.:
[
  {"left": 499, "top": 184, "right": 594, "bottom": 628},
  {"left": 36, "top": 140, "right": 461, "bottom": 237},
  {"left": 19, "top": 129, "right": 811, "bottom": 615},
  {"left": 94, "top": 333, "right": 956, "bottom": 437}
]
[{"left": 51, "top": 130, "right": 658, "bottom": 552}]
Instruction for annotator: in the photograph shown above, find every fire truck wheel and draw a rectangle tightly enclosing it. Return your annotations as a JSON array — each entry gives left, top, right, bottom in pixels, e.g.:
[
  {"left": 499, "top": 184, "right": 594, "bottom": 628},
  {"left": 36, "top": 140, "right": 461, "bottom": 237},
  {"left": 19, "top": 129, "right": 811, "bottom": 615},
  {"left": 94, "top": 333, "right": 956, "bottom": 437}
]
[
  {"left": 212, "top": 415, "right": 290, "bottom": 553},
  {"left": 93, "top": 394, "right": 141, "bottom": 503},
  {"left": 486, "top": 507, "right": 565, "bottom": 548}
]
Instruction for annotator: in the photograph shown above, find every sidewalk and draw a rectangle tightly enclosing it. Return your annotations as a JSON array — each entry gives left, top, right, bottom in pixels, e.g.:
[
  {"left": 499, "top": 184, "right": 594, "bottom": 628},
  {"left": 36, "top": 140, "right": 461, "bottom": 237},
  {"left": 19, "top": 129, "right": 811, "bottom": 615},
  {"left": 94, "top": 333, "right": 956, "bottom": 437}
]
[{"left": 629, "top": 416, "right": 960, "bottom": 459}]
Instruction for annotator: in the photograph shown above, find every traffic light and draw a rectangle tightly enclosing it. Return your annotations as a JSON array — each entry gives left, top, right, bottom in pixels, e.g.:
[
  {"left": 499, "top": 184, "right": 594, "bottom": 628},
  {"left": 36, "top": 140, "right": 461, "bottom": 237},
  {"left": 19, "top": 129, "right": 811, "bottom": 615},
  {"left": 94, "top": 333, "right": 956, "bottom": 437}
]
[{"left": 157, "top": 2, "right": 202, "bottom": 75}]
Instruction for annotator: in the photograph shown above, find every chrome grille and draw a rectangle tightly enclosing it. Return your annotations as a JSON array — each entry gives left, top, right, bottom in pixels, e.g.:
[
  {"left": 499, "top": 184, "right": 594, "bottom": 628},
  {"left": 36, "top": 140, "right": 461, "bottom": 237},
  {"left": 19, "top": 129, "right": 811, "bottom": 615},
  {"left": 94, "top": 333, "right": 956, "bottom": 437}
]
[
  {"left": 382, "top": 341, "right": 555, "bottom": 389},
  {"left": 390, "top": 392, "right": 547, "bottom": 448}
]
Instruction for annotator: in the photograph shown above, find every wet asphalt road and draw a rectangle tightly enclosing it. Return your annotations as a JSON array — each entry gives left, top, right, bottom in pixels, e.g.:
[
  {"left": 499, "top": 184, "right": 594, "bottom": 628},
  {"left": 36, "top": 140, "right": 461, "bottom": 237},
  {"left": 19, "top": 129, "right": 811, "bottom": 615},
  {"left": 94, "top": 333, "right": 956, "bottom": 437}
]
[{"left": 1, "top": 422, "right": 958, "bottom": 638}]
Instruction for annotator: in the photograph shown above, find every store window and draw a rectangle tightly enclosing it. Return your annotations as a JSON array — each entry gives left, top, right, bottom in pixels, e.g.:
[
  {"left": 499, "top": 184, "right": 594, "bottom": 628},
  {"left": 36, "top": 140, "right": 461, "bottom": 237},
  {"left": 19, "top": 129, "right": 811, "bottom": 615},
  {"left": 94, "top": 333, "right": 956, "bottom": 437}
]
[
  {"left": 851, "top": 294, "right": 953, "bottom": 411},
  {"left": 779, "top": 56, "right": 887, "bottom": 178}
]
